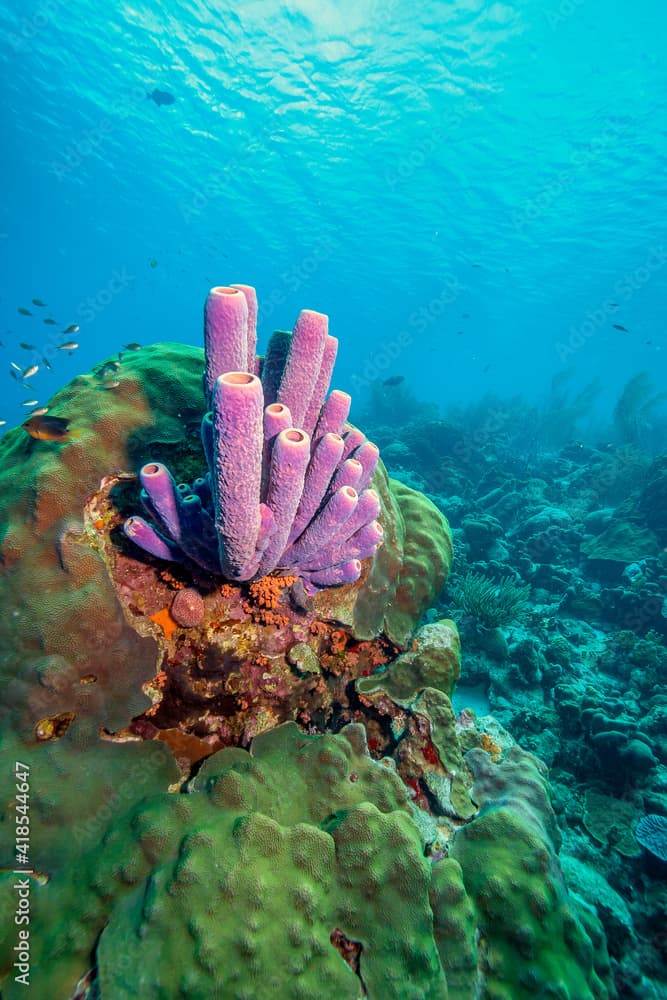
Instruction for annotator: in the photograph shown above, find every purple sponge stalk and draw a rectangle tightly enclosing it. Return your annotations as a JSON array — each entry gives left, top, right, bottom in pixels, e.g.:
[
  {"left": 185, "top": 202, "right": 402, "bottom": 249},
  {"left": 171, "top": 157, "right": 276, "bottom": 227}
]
[
  {"left": 351, "top": 441, "right": 380, "bottom": 493},
  {"left": 300, "top": 520, "right": 383, "bottom": 572},
  {"left": 261, "top": 330, "right": 291, "bottom": 406},
  {"left": 231, "top": 283, "right": 258, "bottom": 372},
  {"left": 204, "top": 287, "right": 249, "bottom": 397},
  {"left": 123, "top": 516, "right": 184, "bottom": 562},
  {"left": 342, "top": 427, "right": 366, "bottom": 459},
  {"left": 313, "top": 389, "right": 351, "bottom": 441},
  {"left": 302, "top": 334, "right": 338, "bottom": 437},
  {"left": 176, "top": 493, "right": 221, "bottom": 573},
  {"left": 283, "top": 485, "right": 358, "bottom": 565},
  {"left": 139, "top": 462, "right": 183, "bottom": 542},
  {"left": 287, "top": 432, "right": 345, "bottom": 545},
  {"left": 262, "top": 402, "right": 293, "bottom": 500},
  {"left": 212, "top": 372, "right": 264, "bottom": 579},
  {"left": 301, "top": 559, "right": 362, "bottom": 592},
  {"left": 277, "top": 310, "right": 328, "bottom": 428},
  {"left": 329, "top": 457, "right": 363, "bottom": 494},
  {"left": 258, "top": 428, "right": 311, "bottom": 576}
]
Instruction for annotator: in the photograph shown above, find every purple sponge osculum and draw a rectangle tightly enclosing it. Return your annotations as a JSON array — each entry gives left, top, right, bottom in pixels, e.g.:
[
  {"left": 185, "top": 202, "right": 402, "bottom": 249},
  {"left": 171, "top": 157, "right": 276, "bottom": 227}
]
[{"left": 204, "top": 286, "right": 249, "bottom": 397}]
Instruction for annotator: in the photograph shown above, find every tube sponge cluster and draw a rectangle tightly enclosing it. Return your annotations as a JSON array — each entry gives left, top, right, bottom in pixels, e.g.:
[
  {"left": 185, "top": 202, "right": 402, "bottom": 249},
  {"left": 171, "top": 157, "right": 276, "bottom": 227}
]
[{"left": 124, "top": 285, "right": 383, "bottom": 591}]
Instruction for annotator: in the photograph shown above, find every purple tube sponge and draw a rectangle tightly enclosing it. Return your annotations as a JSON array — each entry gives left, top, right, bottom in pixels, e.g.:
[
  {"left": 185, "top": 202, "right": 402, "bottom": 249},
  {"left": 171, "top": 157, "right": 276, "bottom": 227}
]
[
  {"left": 313, "top": 389, "right": 351, "bottom": 441},
  {"left": 211, "top": 372, "right": 264, "bottom": 579},
  {"left": 277, "top": 309, "right": 328, "bottom": 428},
  {"left": 261, "top": 330, "right": 291, "bottom": 406},
  {"left": 287, "top": 432, "right": 345, "bottom": 545},
  {"left": 351, "top": 441, "right": 380, "bottom": 493},
  {"left": 230, "top": 283, "right": 258, "bottom": 374},
  {"left": 301, "top": 520, "right": 383, "bottom": 573},
  {"left": 302, "top": 559, "right": 362, "bottom": 592},
  {"left": 123, "top": 516, "right": 183, "bottom": 562},
  {"left": 204, "top": 287, "right": 249, "bottom": 397},
  {"left": 139, "top": 462, "right": 183, "bottom": 542},
  {"left": 258, "top": 428, "right": 311, "bottom": 577},
  {"left": 330, "top": 457, "right": 363, "bottom": 494},
  {"left": 262, "top": 402, "right": 293, "bottom": 499},
  {"left": 284, "top": 485, "right": 359, "bottom": 565},
  {"left": 302, "top": 334, "right": 338, "bottom": 437},
  {"left": 124, "top": 284, "right": 384, "bottom": 591}
]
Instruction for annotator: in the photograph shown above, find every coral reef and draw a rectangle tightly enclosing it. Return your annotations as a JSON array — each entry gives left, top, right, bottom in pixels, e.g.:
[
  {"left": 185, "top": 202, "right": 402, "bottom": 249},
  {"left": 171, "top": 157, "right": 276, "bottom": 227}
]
[
  {"left": 0, "top": 289, "right": 623, "bottom": 998},
  {"left": 360, "top": 380, "right": 667, "bottom": 996}
]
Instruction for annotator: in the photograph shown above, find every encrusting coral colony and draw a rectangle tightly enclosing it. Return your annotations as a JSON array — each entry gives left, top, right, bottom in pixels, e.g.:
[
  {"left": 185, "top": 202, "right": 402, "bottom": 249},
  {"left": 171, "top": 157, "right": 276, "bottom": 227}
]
[{"left": 0, "top": 284, "right": 616, "bottom": 998}]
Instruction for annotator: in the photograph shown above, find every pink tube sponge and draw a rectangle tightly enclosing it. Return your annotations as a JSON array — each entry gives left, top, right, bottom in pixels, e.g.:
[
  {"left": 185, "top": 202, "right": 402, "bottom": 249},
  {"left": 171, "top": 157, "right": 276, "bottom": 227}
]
[
  {"left": 204, "top": 287, "right": 249, "bottom": 396},
  {"left": 139, "top": 462, "right": 183, "bottom": 542},
  {"left": 230, "top": 283, "right": 258, "bottom": 373},
  {"left": 302, "top": 334, "right": 338, "bottom": 437},
  {"left": 258, "top": 428, "right": 311, "bottom": 576},
  {"left": 211, "top": 372, "right": 264, "bottom": 579},
  {"left": 277, "top": 309, "right": 328, "bottom": 428}
]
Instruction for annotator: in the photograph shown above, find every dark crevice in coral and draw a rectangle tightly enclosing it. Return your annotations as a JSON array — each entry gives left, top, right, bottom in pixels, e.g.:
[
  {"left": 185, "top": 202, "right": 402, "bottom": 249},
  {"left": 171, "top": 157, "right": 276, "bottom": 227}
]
[{"left": 330, "top": 928, "right": 367, "bottom": 995}]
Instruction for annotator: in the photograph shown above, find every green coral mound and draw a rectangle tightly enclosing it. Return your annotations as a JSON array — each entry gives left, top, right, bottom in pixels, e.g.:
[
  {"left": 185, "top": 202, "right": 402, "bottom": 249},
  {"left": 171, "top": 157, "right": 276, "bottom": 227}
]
[
  {"left": 1, "top": 725, "right": 614, "bottom": 1000},
  {"left": 1, "top": 724, "right": 444, "bottom": 999},
  {"left": 357, "top": 618, "right": 460, "bottom": 702},
  {"left": 442, "top": 748, "right": 614, "bottom": 1000}
]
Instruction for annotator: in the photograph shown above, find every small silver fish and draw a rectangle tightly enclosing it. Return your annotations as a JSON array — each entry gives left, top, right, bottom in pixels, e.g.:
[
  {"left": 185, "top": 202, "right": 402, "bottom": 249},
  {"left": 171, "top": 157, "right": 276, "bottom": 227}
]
[
  {"left": 0, "top": 419, "right": 6, "bottom": 426},
  {"left": 29, "top": 406, "right": 49, "bottom": 416},
  {"left": 41, "top": 356, "right": 53, "bottom": 371},
  {"left": 63, "top": 324, "right": 80, "bottom": 334},
  {"left": 58, "top": 342, "right": 79, "bottom": 351},
  {"left": 10, "top": 361, "right": 22, "bottom": 372},
  {"left": 100, "top": 379, "right": 121, "bottom": 389},
  {"left": 22, "top": 399, "right": 39, "bottom": 407},
  {"left": 23, "top": 364, "right": 39, "bottom": 379}
]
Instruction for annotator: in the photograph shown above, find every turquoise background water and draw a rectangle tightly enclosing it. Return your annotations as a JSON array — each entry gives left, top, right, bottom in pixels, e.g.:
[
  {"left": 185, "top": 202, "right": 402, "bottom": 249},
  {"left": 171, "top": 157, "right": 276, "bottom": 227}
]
[{"left": 1, "top": 0, "right": 665, "bottom": 429}]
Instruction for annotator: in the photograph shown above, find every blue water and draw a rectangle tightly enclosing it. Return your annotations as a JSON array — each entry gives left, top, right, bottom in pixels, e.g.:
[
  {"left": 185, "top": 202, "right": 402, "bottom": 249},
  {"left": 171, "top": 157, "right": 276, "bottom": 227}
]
[{"left": 1, "top": 0, "right": 666, "bottom": 429}]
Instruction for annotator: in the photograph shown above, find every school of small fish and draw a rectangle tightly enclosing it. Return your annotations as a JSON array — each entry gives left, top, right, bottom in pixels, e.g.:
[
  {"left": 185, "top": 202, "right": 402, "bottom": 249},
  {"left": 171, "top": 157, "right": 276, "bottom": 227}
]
[{"left": 1, "top": 297, "right": 142, "bottom": 434}]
